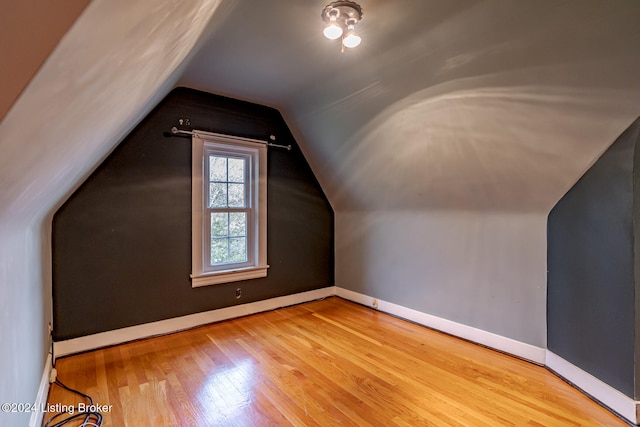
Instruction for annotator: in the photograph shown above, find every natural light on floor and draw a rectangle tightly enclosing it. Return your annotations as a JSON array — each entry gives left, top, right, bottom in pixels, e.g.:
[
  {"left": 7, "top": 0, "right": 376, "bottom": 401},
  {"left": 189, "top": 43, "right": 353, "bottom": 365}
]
[{"left": 198, "top": 358, "right": 256, "bottom": 425}]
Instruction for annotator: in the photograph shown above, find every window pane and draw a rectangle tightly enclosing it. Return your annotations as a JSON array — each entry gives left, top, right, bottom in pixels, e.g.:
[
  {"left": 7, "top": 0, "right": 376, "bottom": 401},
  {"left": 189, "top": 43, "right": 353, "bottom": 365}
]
[
  {"left": 211, "top": 238, "right": 228, "bottom": 265},
  {"left": 209, "top": 156, "right": 227, "bottom": 181},
  {"left": 228, "top": 184, "right": 245, "bottom": 207},
  {"left": 209, "top": 183, "right": 227, "bottom": 208},
  {"left": 228, "top": 158, "right": 245, "bottom": 183},
  {"left": 229, "top": 213, "right": 246, "bottom": 237},
  {"left": 229, "top": 237, "right": 247, "bottom": 263},
  {"left": 211, "top": 213, "right": 228, "bottom": 238}
]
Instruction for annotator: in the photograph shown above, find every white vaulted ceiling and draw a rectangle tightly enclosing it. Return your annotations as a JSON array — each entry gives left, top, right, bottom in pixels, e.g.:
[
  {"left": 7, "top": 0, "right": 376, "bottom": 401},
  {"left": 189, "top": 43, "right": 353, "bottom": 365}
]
[
  {"left": 180, "top": 0, "right": 640, "bottom": 212},
  {"left": 1, "top": 1, "right": 639, "bottom": 218},
  {"left": 0, "top": 0, "right": 222, "bottom": 225},
  {"left": 0, "top": 0, "right": 224, "bottom": 418}
]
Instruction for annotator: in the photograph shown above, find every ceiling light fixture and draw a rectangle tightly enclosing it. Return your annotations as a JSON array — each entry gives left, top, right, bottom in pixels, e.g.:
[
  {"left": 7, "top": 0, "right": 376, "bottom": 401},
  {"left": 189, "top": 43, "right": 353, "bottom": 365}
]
[{"left": 321, "top": 1, "right": 363, "bottom": 52}]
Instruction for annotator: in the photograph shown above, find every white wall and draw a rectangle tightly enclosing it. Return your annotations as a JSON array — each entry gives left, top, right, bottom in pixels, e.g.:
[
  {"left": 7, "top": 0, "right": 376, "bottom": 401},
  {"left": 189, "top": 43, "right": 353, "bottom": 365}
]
[
  {"left": 0, "top": 223, "right": 49, "bottom": 427},
  {"left": 0, "top": 1, "right": 221, "bottom": 425},
  {"left": 284, "top": 1, "right": 640, "bottom": 351},
  {"left": 321, "top": 79, "right": 639, "bottom": 349},
  {"left": 336, "top": 210, "right": 547, "bottom": 346},
  {"left": 180, "top": 0, "right": 640, "bottom": 352}
]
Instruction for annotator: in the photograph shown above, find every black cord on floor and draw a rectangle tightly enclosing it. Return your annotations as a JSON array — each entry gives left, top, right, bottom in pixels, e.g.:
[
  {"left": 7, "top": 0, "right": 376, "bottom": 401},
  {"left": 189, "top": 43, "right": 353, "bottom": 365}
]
[
  {"left": 46, "top": 335, "right": 103, "bottom": 427},
  {"left": 44, "top": 379, "right": 103, "bottom": 427},
  {"left": 44, "top": 409, "right": 102, "bottom": 427},
  {"left": 44, "top": 331, "right": 102, "bottom": 427},
  {"left": 54, "top": 380, "right": 94, "bottom": 406}
]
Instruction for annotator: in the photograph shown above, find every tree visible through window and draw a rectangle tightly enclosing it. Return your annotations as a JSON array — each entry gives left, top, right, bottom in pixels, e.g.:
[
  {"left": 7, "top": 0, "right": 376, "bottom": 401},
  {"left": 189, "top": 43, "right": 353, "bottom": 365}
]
[
  {"left": 208, "top": 155, "right": 249, "bottom": 265},
  {"left": 191, "top": 132, "right": 268, "bottom": 287}
]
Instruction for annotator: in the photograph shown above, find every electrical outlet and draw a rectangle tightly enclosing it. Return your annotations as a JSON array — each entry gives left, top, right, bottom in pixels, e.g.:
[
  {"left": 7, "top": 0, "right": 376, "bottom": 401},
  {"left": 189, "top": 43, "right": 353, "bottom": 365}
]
[
  {"left": 372, "top": 298, "right": 378, "bottom": 309},
  {"left": 235, "top": 288, "right": 242, "bottom": 299},
  {"left": 48, "top": 322, "right": 53, "bottom": 335},
  {"left": 49, "top": 368, "right": 57, "bottom": 384}
]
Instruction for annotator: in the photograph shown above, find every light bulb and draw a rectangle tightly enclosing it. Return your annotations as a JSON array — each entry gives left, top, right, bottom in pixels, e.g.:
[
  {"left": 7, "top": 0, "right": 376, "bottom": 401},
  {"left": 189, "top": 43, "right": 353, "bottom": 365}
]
[
  {"left": 323, "top": 9, "right": 343, "bottom": 40},
  {"left": 343, "top": 30, "right": 361, "bottom": 48},
  {"left": 342, "top": 18, "right": 361, "bottom": 48},
  {"left": 323, "top": 21, "right": 343, "bottom": 40}
]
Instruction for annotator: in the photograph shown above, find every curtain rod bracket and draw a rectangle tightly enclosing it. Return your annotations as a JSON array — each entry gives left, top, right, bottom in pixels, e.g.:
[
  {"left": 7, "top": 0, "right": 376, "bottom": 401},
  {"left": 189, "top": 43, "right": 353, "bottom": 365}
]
[{"left": 169, "top": 127, "right": 291, "bottom": 151}]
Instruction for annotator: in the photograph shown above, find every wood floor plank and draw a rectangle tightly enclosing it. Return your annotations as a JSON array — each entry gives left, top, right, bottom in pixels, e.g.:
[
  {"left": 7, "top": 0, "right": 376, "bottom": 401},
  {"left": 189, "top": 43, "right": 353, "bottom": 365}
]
[
  {"left": 234, "top": 313, "right": 391, "bottom": 426},
  {"left": 44, "top": 297, "right": 626, "bottom": 426}
]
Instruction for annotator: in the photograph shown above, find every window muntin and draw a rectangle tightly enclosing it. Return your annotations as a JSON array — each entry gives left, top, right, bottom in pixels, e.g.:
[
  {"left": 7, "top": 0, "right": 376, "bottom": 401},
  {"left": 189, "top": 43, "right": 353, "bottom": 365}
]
[
  {"left": 209, "top": 155, "right": 246, "bottom": 208},
  {"left": 191, "top": 132, "right": 268, "bottom": 287},
  {"left": 205, "top": 152, "right": 251, "bottom": 270},
  {"left": 210, "top": 212, "right": 247, "bottom": 264}
]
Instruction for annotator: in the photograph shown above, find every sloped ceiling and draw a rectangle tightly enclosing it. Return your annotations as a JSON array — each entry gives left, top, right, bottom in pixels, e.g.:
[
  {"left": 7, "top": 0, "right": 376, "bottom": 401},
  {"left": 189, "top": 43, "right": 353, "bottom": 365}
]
[
  {"left": 0, "top": 0, "right": 89, "bottom": 122},
  {"left": 0, "top": 1, "right": 224, "bottom": 418},
  {"left": 0, "top": 0, "right": 222, "bottom": 226},
  {"left": 2, "top": 1, "right": 638, "bottom": 220},
  {"left": 181, "top": 0, "right": 640, "bottom": 212}
]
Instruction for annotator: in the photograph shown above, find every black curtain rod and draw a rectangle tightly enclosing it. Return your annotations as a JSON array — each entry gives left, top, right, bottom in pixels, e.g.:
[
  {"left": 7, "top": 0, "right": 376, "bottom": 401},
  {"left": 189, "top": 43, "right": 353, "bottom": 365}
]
[{"left": 169, "top": 127, "right": 292, "bottom": 151}]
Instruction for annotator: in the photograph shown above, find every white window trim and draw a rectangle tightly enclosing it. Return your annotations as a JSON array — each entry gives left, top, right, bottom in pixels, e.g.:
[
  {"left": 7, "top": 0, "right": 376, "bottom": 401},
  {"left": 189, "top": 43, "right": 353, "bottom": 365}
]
[{"left": 191, "top": 131, "right": 268, "bottom": 287}]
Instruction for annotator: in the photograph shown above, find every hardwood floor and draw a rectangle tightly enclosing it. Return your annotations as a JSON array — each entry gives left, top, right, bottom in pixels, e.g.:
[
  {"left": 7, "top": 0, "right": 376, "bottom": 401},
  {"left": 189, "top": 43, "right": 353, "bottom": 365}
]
[{"left": 45, "top": 297, "right": 626, "bottom": 426}]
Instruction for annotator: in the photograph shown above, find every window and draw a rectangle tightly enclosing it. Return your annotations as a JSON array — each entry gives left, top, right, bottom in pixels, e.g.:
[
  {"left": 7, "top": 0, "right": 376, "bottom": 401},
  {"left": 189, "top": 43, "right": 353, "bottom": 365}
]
[{"left": 191, "top": 131, "right": 268, "bottom": 287}]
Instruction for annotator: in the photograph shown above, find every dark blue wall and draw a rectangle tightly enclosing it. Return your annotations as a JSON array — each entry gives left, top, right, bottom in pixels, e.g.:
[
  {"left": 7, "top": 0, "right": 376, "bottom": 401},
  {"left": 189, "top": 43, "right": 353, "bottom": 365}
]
[
  {"left": 52, "top": 88, "right": 334, "bottom": 340},
  {"left": 547, "top": 118, "right": 640, "bottom": 398}
]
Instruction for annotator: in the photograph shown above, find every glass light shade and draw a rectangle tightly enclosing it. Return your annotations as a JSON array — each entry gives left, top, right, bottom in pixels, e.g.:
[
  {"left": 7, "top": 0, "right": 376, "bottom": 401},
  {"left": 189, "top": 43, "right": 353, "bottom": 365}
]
[
  {"left": 343, "top": 31, "right": 361, "bottom": 48},
  {"left": 323, "top": 22, "right": 343, "bottom": 40}
]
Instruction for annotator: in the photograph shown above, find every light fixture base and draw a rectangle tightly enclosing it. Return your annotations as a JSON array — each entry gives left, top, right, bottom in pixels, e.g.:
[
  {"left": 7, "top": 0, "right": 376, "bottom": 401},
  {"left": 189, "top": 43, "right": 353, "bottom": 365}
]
[
  {"left": 321, "top": 1, "right": 363, "bottom": 51},
  {"left": 321, "top": 1, "right": 363, "bottom": 25}
]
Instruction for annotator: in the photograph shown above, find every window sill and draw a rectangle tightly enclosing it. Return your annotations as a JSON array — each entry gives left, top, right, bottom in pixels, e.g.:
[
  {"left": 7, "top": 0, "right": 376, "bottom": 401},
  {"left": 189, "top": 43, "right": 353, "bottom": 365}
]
[{"left": 191, "top": 265, "right": 269, "bottom": 288}]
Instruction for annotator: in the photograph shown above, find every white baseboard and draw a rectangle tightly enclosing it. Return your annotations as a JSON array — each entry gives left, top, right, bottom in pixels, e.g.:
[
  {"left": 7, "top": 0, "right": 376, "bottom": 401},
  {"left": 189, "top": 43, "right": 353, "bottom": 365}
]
[
  {"left": 29, "top": 353, "right": 52, "bottom": 427},
  {"left": 546, "top": 351, "right": 639, "bottom": 425},
  {"left": 335, "top": 287, "right": 546, "bottom": 364},
  {"left": 336, "top": 288, "right": 640, "bottom": 423},
  {"left": 55, "top": 286, "right": 544, "bottom": 363},
  {"left": 55, "top": 286, "right": 336, "bottom": 357},
  {"left": 52, "top": 285, "right": 638, "bottom": 425}
]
